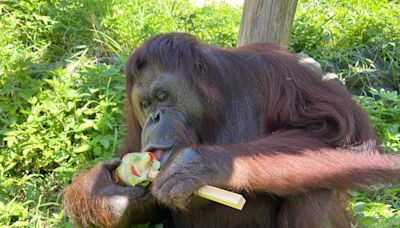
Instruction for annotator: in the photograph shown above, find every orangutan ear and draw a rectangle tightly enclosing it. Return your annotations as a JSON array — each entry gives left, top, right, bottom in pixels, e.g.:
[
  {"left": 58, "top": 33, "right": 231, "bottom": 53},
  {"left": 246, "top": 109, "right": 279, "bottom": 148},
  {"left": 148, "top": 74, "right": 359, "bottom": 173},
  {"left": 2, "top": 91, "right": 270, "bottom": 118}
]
[{"left": 195, "top": 60, "right": 207, "bottom": 77}]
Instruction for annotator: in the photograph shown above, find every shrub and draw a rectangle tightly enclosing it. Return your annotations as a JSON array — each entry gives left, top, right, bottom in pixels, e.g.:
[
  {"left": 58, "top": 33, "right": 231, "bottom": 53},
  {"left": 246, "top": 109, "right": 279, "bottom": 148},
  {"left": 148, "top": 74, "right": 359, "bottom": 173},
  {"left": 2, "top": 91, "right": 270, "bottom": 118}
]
[{"left": 291, "top": 0, "right": 400, "bottom": 93}]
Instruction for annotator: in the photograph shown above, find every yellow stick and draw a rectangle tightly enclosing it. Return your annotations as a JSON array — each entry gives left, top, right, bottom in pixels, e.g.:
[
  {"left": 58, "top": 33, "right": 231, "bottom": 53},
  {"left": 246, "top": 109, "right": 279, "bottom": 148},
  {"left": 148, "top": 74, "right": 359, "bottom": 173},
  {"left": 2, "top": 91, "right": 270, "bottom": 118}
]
[{"left": 147, "top": 170, "right": 246, "bottom": 210}]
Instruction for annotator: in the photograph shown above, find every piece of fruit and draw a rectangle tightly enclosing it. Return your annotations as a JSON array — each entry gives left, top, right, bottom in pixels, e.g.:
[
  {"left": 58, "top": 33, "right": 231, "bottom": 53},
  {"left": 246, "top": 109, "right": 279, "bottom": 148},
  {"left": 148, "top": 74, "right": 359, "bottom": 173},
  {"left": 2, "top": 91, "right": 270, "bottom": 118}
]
[{"left": 115, "top": 152, "right": 161, "bottom": 187}]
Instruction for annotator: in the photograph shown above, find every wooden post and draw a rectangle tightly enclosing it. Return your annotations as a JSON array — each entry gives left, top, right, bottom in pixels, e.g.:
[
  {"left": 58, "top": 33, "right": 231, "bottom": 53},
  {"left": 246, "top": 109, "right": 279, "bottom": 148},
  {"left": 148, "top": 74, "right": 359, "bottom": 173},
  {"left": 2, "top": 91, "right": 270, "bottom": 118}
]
[{"left": 237, "top": 0, "right": 298, "bottom": 47}]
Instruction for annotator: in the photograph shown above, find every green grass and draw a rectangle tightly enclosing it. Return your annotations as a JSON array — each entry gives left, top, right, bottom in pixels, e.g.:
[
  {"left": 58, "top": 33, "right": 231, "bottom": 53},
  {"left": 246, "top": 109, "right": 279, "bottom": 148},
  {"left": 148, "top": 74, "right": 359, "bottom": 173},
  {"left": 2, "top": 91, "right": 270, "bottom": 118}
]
[
  {"left": 350, "top": 89, "right": 400, "bottom": 226},
  {"left": 291, "top": 0, "right": 400, "bottom": 94},
  {"left": 0, "top": 0, "right": 399, "bottom": 227}
]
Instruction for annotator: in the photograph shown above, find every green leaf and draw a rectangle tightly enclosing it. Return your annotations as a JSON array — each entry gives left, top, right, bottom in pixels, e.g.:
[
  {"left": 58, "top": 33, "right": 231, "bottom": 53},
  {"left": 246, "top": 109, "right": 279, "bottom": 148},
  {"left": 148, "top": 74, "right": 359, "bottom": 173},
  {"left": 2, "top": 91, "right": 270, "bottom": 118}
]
[
  {"left": 100, "top": 138, "right": 110, "bottom": 149},
  {"left": 74, "top": 145, "right": 91, "bottom": 153},
  {"left": 353, "top": 202, "right": 366, "bottom": 212},
  {"left": 77, "top": 119, "right": 95, "bottom": 132}
]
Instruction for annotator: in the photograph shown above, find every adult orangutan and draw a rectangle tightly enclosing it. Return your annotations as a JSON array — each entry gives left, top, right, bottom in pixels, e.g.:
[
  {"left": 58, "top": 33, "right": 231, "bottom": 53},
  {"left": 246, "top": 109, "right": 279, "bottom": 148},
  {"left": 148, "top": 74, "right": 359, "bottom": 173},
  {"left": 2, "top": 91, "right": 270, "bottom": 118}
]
[{"left": 63, "top": 33, "right": 399, "bottom": 227}]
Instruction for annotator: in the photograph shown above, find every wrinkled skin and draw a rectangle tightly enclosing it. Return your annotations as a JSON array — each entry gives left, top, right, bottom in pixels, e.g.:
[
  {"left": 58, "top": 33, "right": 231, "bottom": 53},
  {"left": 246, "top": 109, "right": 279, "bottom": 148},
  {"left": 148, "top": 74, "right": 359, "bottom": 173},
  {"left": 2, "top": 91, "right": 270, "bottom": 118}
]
[
  {"left": 131, "top": 66, "right": 225, "bottom": 209},
  {"left": 132, "top": 67, "right": 204, "bottom": 152}
]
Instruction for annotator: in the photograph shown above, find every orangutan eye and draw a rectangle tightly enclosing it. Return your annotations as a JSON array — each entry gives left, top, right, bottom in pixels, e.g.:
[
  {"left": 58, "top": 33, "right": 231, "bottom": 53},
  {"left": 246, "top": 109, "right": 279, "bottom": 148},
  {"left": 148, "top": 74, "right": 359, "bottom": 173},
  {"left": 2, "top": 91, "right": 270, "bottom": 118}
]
[
  {"left": 156, "top": 91, "right": 168, "bottom": 102},
  {"left": 140, "top": 100, "right": 151, "bottom": 109}
]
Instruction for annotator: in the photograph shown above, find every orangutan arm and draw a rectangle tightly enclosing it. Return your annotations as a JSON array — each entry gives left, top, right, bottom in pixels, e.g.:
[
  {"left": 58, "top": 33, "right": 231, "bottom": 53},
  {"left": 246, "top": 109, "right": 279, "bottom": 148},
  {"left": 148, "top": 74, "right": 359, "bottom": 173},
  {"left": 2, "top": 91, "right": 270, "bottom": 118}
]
[
  {"left": 202, "top": 130, "right": 399, "bottom": 194},
  {"left": 151, "top": 129, "right": 399, "bottom": 208}
]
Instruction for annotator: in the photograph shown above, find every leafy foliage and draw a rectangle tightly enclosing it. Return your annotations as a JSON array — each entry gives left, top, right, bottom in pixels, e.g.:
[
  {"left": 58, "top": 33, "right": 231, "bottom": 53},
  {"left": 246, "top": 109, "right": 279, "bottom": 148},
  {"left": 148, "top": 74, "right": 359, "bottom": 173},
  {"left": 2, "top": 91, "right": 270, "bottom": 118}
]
[
  {"left": 350, "top": 89, "right": 400, "bottom": 226},
  {"left": 0, "top": 0, "right": 241, "bottom": 226},
  {"left": 104, "top": 0, "right": 241, "bottom": 50},
  {"left": 0, "top": 59, "right": 126, "bottom": 226},
  {"left": 0, "top": 0, "right": 399, "bottom": 227},
  {"left": 291, "top": 0, "right": 400, "bottom": 93},
  {"left": 356, "top": 89, "right": 400, "bottom": 153}
]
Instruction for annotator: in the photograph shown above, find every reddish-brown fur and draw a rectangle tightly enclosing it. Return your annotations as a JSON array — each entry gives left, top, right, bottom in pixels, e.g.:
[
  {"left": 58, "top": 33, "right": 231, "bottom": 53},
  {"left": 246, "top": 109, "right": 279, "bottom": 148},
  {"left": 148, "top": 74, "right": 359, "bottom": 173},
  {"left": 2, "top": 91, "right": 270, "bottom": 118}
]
[{"left": 63, "top": 33, "right": 399, "bottom": 227}]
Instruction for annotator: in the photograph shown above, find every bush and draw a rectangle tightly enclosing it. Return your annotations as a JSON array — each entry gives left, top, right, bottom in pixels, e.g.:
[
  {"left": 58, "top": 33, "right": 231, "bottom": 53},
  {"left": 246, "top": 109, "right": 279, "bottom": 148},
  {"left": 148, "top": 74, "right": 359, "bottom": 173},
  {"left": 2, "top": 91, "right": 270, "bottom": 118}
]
[
  {"left": 0, "top": 59, "right": 126, "bottom": 226},
  {"left": 350, "top": 89, "right": 400, "bottom": 226},
  {"left": 291, "top": 0, "right": 400, "bottom": 93},
  {"left": 103, "top": 0, "right": 241, "bottom": 51},
  {"left": 356, "top": 89, "right": 400, "bottom": 153}
]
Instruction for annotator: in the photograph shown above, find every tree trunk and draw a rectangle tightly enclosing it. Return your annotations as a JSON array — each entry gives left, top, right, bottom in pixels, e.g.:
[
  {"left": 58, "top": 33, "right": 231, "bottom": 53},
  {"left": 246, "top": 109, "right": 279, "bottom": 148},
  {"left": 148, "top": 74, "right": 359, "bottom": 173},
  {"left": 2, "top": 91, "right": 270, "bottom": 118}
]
[{"left": 237, "top": 0, "right": 298, "bottom": 47}]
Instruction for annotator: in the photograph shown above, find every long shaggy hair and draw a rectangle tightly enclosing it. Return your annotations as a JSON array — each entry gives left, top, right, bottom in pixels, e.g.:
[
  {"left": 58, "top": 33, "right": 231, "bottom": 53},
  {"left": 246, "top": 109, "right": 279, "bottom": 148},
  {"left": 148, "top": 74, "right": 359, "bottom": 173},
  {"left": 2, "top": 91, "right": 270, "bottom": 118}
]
[{"left": 63, "top": 33, "right": 399, "bottom": 228}]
